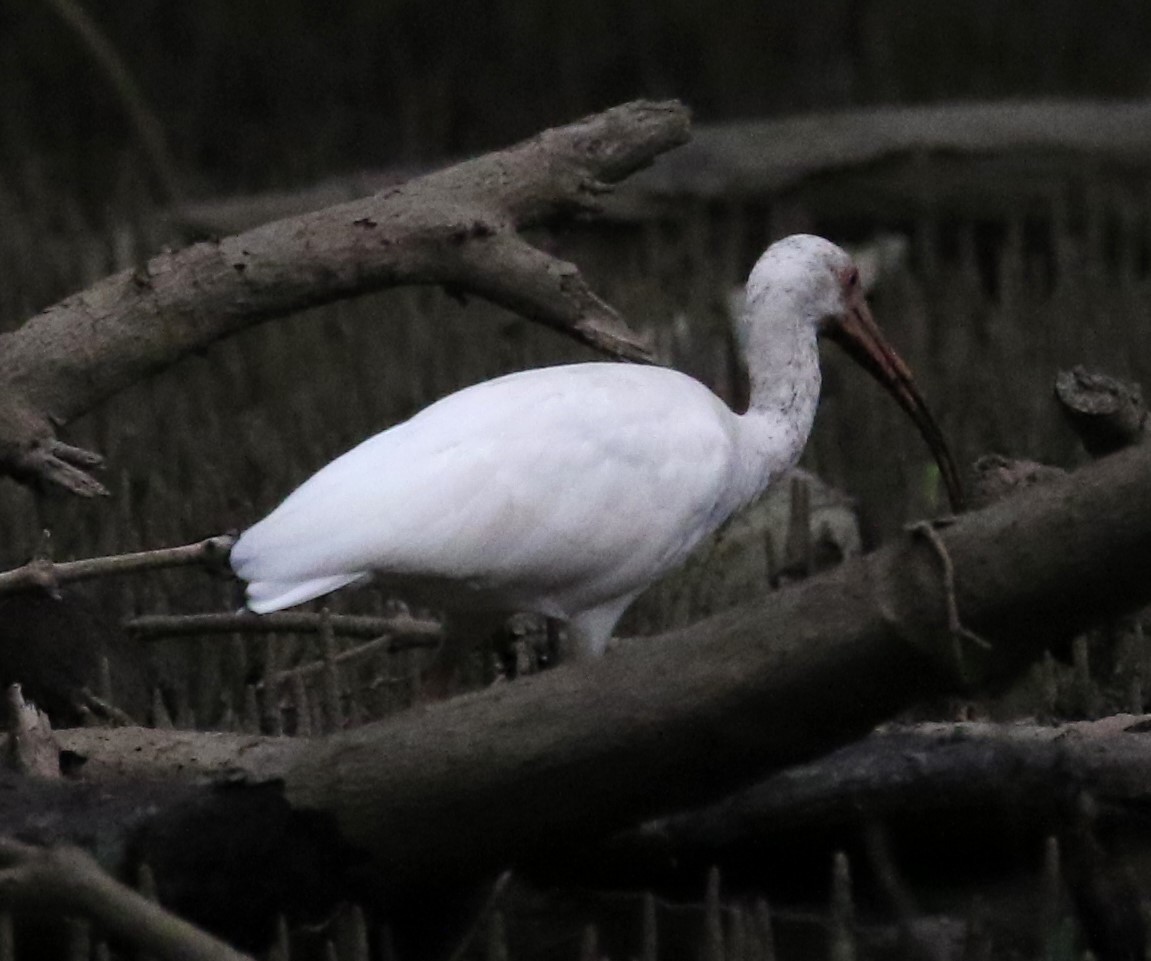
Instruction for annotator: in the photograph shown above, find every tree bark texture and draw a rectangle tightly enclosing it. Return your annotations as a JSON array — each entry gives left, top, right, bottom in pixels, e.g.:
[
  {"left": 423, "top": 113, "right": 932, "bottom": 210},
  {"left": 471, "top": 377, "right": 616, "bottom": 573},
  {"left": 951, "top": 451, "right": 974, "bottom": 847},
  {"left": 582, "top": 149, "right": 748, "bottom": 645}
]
[
  {"left": 0, "top": 100, "right": 689, "bottom": 494},
  {"left": 556, "top": 716, "right": 1151, "bottom": 885},
  {"left": 1055, "top": 366, "right": 1149, "bottom": 457},
  {"left": 6, "top": 441, "right": 1149, "bottom": 903}
]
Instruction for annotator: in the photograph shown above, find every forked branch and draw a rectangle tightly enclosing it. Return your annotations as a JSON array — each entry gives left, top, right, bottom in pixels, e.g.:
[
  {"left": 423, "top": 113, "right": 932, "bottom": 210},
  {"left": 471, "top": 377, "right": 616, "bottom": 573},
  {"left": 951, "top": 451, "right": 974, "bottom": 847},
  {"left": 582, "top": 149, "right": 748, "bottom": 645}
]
[{"left": 0, "top": 100, "right": 690, "bottom": 494}]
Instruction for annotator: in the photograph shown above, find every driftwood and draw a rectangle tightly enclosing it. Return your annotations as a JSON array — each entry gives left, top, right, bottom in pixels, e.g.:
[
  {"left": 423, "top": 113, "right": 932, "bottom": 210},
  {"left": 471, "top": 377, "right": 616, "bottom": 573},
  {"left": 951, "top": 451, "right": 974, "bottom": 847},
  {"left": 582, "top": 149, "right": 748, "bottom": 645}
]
[
  {"left": 0, "top": 100, "right": 688, "bottom": 496},
  {"left": 1, "top": 441, "right": 1150, "bottom": 935}
]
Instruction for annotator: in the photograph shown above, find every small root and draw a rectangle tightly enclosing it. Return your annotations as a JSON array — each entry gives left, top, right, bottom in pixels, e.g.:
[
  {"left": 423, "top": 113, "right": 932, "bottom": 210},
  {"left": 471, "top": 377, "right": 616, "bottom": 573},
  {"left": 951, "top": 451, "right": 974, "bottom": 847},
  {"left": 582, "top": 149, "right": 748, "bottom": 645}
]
[{"left": 907, "top": 521, "right": 992, "bottom": 681}]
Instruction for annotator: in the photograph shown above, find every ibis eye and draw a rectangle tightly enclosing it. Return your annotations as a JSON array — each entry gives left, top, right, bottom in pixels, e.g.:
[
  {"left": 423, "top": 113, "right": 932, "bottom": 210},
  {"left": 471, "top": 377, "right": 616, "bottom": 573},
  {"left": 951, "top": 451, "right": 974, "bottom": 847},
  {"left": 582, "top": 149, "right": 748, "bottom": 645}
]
[{"left": 846, "top": 268, "right": 860, "bottom": 289}]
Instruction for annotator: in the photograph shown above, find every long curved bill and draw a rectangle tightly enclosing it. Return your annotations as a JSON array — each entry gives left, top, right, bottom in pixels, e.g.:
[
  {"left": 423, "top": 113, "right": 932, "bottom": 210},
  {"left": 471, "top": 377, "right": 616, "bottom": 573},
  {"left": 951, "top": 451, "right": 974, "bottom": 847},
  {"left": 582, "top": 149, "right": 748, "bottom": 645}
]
[{"left": 825, "top": 302, "right": 965, "bottom": 512}]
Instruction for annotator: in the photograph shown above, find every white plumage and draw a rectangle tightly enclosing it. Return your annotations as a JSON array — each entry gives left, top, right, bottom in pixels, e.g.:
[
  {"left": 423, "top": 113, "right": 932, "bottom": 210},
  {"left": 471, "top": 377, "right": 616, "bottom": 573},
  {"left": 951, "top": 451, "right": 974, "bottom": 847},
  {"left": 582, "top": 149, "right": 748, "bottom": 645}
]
[{"left": 231, "top": 235, "right": 958, "bottom": 658}]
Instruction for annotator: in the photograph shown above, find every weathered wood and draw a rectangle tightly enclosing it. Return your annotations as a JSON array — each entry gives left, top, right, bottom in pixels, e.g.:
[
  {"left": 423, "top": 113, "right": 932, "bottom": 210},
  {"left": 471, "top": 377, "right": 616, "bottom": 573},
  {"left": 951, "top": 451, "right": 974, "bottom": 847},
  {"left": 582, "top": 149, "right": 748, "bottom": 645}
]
[
  {"left": 560, "top": 716, "right": 1151, "bottom": 878},
  {"left": 0, "top": 770, "right": 353, "bottom": 952},
  {"left": 12, "top": 441, "right": 1151, "bottom": 904},
  {"left": 0, "top": 838, "right": 254, "bottom": 961},
  {"left": 1056, "top": 367, "right": 1149, "bottom": 457},
  {"left": 0, "top": 101, "right": 689, "bottom": 494}
]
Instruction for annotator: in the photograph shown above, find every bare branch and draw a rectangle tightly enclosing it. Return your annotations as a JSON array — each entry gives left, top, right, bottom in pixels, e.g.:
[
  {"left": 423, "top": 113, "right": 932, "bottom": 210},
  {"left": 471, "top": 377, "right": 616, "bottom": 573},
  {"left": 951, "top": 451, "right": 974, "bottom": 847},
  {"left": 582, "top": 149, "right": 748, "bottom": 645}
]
[
  {"left": 30, "top": 441, "right": 1151, "bottom": 894},
  {"left": 0, "top": 840, "right": 252, "bottom": 961},
  {"left": 1055, "top": 366, "right": 1149, "bottom": 457},
  {"left": 0, "top": 536, "right": 234, "bottom": 596},
  {"left": 452, "top": 231, "right": 648, "bottom": 358},
  {"left": 262, "top": 633, "right": 438, "bottom": 691},
  {"left": 0, "top": 386, "right": 108, "bottom": 497},
  {"left": 0, "top": 444, "right": 1147, "bottom": 948},
  {"left": 589, "top": 716, "right": 1151, "bottom": 869},
  {"left": 0, "top": 101, "right": 689, "bottom": 494},
  {"left": 125, "top": 610, "right": 440, "bottom": 643},
  {"left": 74, "top": 688, "right": 137, "bottom": 727}
]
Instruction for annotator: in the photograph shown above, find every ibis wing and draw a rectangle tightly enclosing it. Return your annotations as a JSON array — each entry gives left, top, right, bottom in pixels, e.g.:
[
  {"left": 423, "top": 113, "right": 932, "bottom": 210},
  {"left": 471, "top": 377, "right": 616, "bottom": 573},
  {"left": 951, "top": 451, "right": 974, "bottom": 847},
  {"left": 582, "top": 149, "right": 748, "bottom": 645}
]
[{"left": 231, "top": 364, "right": 738, "bottom": 611}]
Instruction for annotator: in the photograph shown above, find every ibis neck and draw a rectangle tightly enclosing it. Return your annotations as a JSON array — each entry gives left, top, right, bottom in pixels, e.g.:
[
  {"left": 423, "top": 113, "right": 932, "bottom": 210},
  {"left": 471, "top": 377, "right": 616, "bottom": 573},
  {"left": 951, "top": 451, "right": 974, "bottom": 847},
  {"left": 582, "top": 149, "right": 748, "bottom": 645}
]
[{"left": 733, "top": 298, "right": 822, "bottom": 502}]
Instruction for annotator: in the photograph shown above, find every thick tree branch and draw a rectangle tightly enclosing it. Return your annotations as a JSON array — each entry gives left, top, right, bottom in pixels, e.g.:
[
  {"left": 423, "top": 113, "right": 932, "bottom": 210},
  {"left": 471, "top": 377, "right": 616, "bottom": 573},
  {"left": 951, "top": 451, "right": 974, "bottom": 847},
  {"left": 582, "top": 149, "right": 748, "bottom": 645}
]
[
  {"left": 1055, "top": 367, "right": 1149, "bottom": 457},
  {"left": 7, "top": 441, "right": 1149, "bottom": 903},
  {"left": 566, "top": 715, "right": 1151, "bottom": 883},
  {"left": 0, "top": 839, "right": 253, "bottom": 961},
  {"left": 170, "top": 101, "right": 1151, "bottom": 236},
  {"left": 0, "top": 100, "right": 689, "bottom": 494}
]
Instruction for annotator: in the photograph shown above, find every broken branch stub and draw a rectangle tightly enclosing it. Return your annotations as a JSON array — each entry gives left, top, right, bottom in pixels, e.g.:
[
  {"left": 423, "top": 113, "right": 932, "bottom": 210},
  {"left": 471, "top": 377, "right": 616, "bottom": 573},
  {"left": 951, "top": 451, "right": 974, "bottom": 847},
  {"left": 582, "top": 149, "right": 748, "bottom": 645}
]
[
  {"left": 1055, "top": 366, "right": 1149, "bottom": 456},
  {"left": 0, "top": 100, "right": 690, "bottom": 495}
]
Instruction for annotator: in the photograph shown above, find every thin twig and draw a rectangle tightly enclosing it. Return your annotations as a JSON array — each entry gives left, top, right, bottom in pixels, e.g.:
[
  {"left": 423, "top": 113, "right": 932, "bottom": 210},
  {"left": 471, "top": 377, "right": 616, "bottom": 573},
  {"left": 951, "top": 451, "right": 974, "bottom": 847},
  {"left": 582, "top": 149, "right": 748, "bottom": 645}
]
[
  {"left": 75, "top": 688, "right": 137, "bottom": 728},
  {"left": 0, "top": 102, "right": 684, "bottom": 496},
  {"left": 0, "top": 839, "right": 251, "bottom": 961},
  {"left": 0, "top": 536, "right": 235, "bottom": 596},
  {"left": 263, "top": 633, "right": 440, "bottom": 690},
  {"left": 907, "top": 521, "right": 992, "bottom": 681},
  {"left": 126, "top": 610, "right": 441, "bottom": 642}
]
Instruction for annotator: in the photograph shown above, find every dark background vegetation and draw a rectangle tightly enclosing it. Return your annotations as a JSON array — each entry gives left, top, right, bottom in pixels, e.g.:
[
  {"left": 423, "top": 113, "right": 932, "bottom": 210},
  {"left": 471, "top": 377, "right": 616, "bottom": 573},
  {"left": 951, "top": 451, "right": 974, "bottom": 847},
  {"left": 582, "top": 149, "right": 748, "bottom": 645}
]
[
  {"left": 5, "top": 1, "right": 1151, "bottom": 199},
  {"left": 4, "top": 3, "right": 1151, "bottom": 959}
]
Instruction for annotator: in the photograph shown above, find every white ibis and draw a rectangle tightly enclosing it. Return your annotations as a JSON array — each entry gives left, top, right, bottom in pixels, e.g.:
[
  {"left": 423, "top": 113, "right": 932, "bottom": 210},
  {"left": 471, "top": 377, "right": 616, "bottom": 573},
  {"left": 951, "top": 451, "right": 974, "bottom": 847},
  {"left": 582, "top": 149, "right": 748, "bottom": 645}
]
[{"left": 231, "top": 234, "right": 962, "bottom": 658}]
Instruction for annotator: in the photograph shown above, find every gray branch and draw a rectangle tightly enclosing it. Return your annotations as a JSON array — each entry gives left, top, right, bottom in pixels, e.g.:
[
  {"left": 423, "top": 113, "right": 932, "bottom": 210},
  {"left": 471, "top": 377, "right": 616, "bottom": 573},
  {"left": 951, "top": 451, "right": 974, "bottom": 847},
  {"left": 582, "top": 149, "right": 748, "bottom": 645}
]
[
  {"left": 17, "top": 441, "right": 1151, "bottom": 899},
  {"left": 0, "top": 537, "right": 235, "bottom": 596},
  {"left": 0, "top": 100, "right": 690, "bottom": 495}
]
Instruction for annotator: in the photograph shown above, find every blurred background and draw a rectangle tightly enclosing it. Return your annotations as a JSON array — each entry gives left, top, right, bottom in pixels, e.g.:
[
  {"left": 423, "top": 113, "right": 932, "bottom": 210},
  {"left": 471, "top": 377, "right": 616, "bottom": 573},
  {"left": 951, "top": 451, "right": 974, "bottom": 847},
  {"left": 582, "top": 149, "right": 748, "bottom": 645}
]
[
  {"left": 4, "top": 3, "right": 1151, "bottom": 958},
  {"left": 5, "top": 0, "right": 1151, "bottom": 193}
]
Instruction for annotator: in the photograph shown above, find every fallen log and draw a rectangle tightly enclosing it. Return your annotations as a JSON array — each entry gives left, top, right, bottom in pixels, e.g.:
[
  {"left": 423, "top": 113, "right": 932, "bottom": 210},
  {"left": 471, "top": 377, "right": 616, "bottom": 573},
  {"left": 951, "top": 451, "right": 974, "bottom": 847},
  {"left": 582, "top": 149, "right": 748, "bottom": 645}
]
[
  {"left": 1, "top": 441, "right": 1149, "bottom": 915},
  {"left": 548, "top": 716, "right": 1151, "bottom": 889}
]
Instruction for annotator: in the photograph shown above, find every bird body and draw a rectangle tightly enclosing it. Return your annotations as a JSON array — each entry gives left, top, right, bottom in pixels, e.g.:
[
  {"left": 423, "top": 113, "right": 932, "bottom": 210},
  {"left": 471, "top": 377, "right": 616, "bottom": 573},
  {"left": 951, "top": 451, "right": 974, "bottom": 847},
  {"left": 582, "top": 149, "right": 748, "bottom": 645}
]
[
  {"left": 232, "top": 235, "right": 960, "bottom": 658},
  {"left": 232, "top": 361, "right": 814, "bottom": 656}
]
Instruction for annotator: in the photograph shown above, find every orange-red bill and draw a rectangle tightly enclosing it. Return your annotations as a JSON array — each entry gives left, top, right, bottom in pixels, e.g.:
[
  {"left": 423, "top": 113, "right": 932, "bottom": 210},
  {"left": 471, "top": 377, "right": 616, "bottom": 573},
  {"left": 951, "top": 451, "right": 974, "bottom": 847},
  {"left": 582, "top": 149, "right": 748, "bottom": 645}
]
[{"left": 825, "top": 302, "right": 965, "bottom": 512}]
